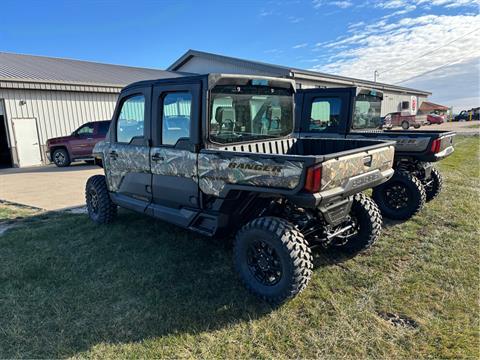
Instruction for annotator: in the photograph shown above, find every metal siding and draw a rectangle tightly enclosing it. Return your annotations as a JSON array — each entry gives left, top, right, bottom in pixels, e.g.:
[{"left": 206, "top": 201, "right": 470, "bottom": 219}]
[
  {"left": 178, "top": 57, "right": 279, "bottom": 76},
  {"left": 0, "top": 89, "right": 117, "bottom": 166}
]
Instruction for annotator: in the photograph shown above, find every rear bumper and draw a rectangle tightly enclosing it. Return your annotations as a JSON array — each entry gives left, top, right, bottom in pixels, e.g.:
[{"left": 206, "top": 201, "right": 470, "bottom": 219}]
[
  {"left": 287, "top": 168, "right": 394, "bottom": 209},
  {"left": 434, "top": 145, "right": 454, "bottom": 161}
]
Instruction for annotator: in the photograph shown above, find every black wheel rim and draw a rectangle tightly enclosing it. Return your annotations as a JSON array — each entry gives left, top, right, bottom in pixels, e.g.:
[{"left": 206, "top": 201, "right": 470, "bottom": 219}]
[
  {"left": 54, "top": 151, "right": 65, "bottom": 165},
  {"left": 247, "top": 240, "right": 282, "bottom": 286},
  {"left": 88, "top": 188, "right": 99, "bottom": 214},
  {"left": 384, "top": 183, "right": 410, "bottom": 210}
]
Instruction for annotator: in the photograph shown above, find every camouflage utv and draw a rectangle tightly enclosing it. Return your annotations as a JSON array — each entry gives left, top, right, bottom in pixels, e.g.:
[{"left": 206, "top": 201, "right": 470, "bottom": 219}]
[{"left": 86, "top": 74, "right": 395, "bottom": 304}]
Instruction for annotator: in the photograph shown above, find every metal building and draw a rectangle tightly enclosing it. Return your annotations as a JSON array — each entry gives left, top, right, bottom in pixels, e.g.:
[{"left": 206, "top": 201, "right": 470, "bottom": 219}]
[
  {"left": 0, "top": 52, "right": 180, "bottom": 168},
  {"left": 168, "top": 50, "right": 431, "bottom": 117}
]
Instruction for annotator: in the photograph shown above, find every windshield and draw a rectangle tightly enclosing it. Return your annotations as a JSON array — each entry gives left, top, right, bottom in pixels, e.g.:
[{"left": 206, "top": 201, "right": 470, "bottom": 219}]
[
  {"left": 209, "top": 85, "right": 294, "bottom": 144},
  {"left": 352, "top": 94, "right": 383, "bottom": 130}
]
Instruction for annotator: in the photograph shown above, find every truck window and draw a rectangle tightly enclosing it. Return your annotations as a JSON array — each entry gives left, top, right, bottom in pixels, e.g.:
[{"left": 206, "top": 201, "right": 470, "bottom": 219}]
[
  {"left": 162, "top": 92, "right": 192, "bottom": 145},
  {"left": 309, "top": 98, "right": 341, "bottom": 132},
  {"left": 76, "top": 123, "right": 94, "bottom": 136},
  {"left": 353, "top": 94, "right": 382, "bottom": 130},
  {"left": 97, "top": 121, "right": 110, "bottom": 136},
  {"left": 116, "top": 95, "right": 145, "bottom": 143},
  {"left": 209, "top": 85, "right": 293, "bottom": 144}
]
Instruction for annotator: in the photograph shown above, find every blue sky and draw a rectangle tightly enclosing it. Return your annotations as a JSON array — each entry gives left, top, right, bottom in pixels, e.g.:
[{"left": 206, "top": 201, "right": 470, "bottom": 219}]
[{"left": 1, "top": 0, "right": 479, "bottom": 110}]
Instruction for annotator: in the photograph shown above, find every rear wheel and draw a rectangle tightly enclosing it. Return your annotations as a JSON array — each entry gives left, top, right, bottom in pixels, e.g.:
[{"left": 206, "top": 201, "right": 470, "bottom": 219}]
[
  {"left": 234, "top": 217, "right": 313, "bottom": 304},
  {"left": 372, "top": 171, "right": 426, "bottom": 220},
  {"left": 332, "top": 193, "right": 382, "bottom": 254},
  {"left": 401, "top": 121, "right": 410, "bottom": 130},
  {"left": 85, "top": 175, "right": 117, "bottom": 224},
  {"left": 424, "top": 167, "right": 443, "bottom": 202},
  {"left": 52, "top": 148, "right": 70, "bottom": 167}
]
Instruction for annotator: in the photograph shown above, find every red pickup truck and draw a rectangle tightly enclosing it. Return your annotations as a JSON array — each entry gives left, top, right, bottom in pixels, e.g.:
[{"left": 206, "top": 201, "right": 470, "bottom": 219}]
[{"left": 46, "top": 120, "right": 110, "bottom": 167}]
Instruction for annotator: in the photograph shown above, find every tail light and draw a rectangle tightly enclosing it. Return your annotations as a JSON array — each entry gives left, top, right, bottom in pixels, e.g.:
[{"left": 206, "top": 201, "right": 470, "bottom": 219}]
[
  {"left": 430, "top": 139, "right": 441, "bottom": 153},
  {"left": 304, "top": 165, "right": 322, "bottom": 193}
]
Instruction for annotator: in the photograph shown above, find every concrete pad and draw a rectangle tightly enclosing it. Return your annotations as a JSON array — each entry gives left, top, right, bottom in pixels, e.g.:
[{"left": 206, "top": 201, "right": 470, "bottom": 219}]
[
  {"left": 0, "top": 164, "right": 103, "bottom": 210},
  {"left": 413, "top": 120, "right": 480, "bottom": 135}
]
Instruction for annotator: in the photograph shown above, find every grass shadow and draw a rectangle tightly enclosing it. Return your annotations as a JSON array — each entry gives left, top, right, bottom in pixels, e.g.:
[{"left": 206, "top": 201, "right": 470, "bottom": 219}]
[{"left": 0, "top": 210, "right": 275, "bottom": 358}]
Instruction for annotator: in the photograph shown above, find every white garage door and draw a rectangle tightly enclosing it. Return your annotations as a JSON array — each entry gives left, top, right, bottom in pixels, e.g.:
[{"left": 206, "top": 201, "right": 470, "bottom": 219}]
[{"left": 12, "top": 118, "right": 42, "bottom": 167}]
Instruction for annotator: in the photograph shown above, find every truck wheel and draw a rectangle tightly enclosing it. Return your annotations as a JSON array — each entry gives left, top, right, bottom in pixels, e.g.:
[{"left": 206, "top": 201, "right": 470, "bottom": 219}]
[
  {"left": 333, "top": 194, "right": 382, "bottom": 254},
  {"left": 52, "top": 148, "right": 70, "bottom": 167},
  {"left": 424, "top": 167, "right": 443, "bottom": 202},
  {"left": 372, "top": 171, "right": 426, "bottom": 220},
  {"left": 401, "top": 121, "right": 410, "bottom": 130},
  {"left": 233, "top": 217, "right": 313, "bottom": 304},
  {"left": 85, "top": 175, "right": 117, "bottom": 224},
  {"left": 413, "top": 124, "right": 421, "bottom": 129}
]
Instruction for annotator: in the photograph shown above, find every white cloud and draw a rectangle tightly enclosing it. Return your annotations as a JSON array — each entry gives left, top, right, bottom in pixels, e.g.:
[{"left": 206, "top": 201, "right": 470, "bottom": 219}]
[
  {"left": 332, "top": 1, "right": 353, "bottom": 8},
  {"left": 293, "top": 43, "right": 309, "bottom": 49},
  {"left": 312, "top": 0, "right": 353, "bottom": 8},
  {"left": 314, "top": 14, "right": 480, "bottom": 84},
  {"left": 402, "top": 57, "right": 480, "bottom": 111}
]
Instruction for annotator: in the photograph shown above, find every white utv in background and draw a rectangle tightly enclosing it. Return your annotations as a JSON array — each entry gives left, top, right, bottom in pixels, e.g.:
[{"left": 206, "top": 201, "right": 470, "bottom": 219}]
[{"left": 86, "top": 74, "right": 395, "bottom": 303}]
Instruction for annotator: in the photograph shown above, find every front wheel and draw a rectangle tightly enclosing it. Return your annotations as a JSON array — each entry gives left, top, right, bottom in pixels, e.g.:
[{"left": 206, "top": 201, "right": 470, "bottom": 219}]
[
  {"left": 233, "top": 217, "right": 313, "bottom": 304},
  {"left": 332, "top": 193, "right": 382, "bottom": 254},
  {"left": 424, "top": 167, "right": 443, "bottom": 202},
  {"left": 372, "top": 171, "right": 426, "bottom": 220},
  {"left": 401, "top": 121, "right": 410, "bottom": 130},
  {"left": 52, "top": 148, "right": 70, "bottom": 167},
  {"left": 85, "top": 175, "right": 117, "bottom": 224}
]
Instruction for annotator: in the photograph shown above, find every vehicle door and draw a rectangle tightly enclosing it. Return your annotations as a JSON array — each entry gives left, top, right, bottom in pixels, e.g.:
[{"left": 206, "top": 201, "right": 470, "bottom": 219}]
[
  {"left": 92, "top": 121, "right": 110, "bottom": 149},
  {"left": 296, "top": 88, "right": 355, "bottom": 138},
  {"left": 150, "top": 82, "right": 201, "bottom": 209},
  {"left": 104, "top": 86, "right": 152, "bottom": 212},
  {"left": 70, "top": 122, "right": 95, "bottom": 157}
]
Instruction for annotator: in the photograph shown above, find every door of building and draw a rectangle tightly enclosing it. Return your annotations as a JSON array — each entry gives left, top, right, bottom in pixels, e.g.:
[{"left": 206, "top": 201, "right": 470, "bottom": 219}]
[{"left": 12, "top": 118, "right": 42, "bottom": 167}]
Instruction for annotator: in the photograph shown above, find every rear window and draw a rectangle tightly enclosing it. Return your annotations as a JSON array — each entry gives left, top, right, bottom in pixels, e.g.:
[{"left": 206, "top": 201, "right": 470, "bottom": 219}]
[{"left": 98, "top": 122, "right": 110, "bottom": 136}]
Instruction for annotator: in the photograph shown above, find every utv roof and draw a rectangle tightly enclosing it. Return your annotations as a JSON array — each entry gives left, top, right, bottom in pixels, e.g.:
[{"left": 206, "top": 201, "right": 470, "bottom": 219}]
[{"left": 123, "top": 73, "right": 296, "bottom": 91}]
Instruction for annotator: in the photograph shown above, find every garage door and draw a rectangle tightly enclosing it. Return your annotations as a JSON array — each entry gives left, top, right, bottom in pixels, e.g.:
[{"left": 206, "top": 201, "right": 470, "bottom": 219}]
[{"left": 12, "top": 118, "right": 42, "bottom": 167}]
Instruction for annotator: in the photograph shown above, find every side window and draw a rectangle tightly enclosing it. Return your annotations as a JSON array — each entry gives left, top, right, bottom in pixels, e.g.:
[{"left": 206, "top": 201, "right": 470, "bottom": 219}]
[
  {"left": 309, "top": 97, "right": 341, "bottom": 132},
  {"left": 77, "top": 123, "right": 94, "bottom": 136},
  {"left": 116, "top": 95, "right": 145, "bottom": 143},
  {"left": 162, "top": 92, "right": 192, "bottom": 146},
  {"left": 98, "top": 122, "right": 110, "bottom": 136}
]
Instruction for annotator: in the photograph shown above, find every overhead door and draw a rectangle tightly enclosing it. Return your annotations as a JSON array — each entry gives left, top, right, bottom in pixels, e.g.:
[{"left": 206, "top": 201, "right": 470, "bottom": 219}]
[{"left": 12, "top": 118, "right": 42, "bottom": 167}]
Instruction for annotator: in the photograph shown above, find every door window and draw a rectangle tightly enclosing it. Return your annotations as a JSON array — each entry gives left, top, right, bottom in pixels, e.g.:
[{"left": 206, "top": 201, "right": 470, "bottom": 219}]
[
  {"left": 97, "top": 121, "right": 110, "bottom": 136},
  {"left": 162, "top": 92, "right": 192, "bottom": 145},
  {"left": 76, "top": 123, "right": 94, "bottom": 136},
  {"left": 116, "top": 95, "right": 145, "bottom": 143},
  {"left": 309, "top": 97, "right": 341, "bottom": 132}
]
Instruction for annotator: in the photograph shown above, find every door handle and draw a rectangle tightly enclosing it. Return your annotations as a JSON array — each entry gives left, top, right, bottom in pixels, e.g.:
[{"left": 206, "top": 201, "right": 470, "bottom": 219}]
[
  {"left": 151, "top": 153, "right": 164, "bottom": 162},
  {"left": 109, "top": 150, "right": 118, "bottom": 159}
]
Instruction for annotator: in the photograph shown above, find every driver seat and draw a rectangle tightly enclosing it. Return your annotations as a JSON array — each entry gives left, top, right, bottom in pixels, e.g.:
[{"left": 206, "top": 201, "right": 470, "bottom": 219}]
[{"left": 215, "top": 107, "right": 236, "bottom": 133}]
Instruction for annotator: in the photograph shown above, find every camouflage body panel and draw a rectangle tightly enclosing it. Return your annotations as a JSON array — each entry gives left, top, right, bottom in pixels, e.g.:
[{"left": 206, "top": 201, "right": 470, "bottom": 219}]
[
  {"left": 150, "top": 147, "right": 197, "bottom": 180},
  {"left": 321, "top": 145, "right": 395, "bottom": 191},
  {"left": 198, "top": 152, "right": 303, "bottom": 196},
  {"left": 93, "top": 141, "right": 150, "bottom": 191}
]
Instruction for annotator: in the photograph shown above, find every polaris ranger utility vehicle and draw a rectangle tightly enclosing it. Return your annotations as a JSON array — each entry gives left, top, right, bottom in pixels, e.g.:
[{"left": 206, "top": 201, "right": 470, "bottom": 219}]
[
  {"left": 296, "top": 87, "right": 455, "bottom": 220},
  {"left": 86, "top": 74, "right": 395, "bottom": 304}
]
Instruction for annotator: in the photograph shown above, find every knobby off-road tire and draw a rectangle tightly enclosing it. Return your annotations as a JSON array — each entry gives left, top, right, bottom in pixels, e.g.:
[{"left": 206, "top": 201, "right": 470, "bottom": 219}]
[
  {"left": 53, "top": 148, "right": 71, "bottom": 167},
  {"left": 335, "top": 193, "right": 382, "bottom": 255},
  {"left": 85, "top": 175, "right": 117, "bottom": 224},
  {"left": 234, "top": 217, "right": 313, "bottom": 304},
  {"left": 372, "top": 171, "right": 426, "bottom": 220},
  {"left": 424, "top": 166, "right": 443, "bottom": 202}
]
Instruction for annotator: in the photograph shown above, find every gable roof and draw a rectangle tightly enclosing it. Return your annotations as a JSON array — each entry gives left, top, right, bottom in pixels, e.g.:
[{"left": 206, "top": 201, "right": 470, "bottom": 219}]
[
  {"left": 419, "top": 101, "right": 449, "bottom": 112},
  {"left": 168, "top": 49, "right": 431, "bottom": 96},
  {"left": 0, "top": 52, "right": 185, "bottom": 88}
]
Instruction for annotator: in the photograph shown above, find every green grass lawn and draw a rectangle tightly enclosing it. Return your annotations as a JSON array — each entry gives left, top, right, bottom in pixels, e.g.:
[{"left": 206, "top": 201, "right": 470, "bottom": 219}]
[{"left": 1, "top": 137, "right": 479, "bottom": 358}]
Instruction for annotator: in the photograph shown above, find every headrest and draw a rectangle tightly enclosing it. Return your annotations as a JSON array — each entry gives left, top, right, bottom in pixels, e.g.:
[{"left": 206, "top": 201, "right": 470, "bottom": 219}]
[{"left": 215, "top": 107, "right": 235, "bottom": 123}]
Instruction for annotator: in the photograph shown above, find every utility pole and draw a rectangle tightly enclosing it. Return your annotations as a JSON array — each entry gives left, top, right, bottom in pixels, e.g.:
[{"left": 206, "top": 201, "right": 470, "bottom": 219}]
[{"left": 374, "top": 70, "right": 379, "bottom": 82}]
